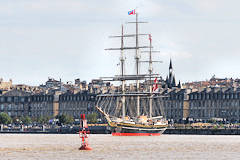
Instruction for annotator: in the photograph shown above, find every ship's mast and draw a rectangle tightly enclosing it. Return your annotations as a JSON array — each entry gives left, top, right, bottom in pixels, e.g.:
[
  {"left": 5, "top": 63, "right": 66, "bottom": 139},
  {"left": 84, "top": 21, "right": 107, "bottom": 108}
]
[
  {"left": 120, "top": 25, "right": 126, "bottom": 119},
  {"left": 135, "top": 13, "right": 140, "bottom": 117},
  {"left": 148, "top": 34, "right": 153, "bottom": 118},
  {"left": 105, "top": 13, "right": 149, "bottom": 118},
  {"left": 141, "top": 35, "right": 162, "bottom": 118}
]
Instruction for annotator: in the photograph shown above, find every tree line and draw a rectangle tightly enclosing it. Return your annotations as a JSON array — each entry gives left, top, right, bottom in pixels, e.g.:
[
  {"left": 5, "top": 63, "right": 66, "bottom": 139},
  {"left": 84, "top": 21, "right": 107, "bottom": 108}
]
[{"left": 0, "top": 112, "right": 99, "bottom": 125}]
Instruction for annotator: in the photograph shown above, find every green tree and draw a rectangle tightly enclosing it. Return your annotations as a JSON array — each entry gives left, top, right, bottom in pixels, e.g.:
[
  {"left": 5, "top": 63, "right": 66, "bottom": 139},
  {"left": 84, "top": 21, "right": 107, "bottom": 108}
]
[
  {"left": 57, "top": 114, "right": 74, "bottom": 125},
  {"left": 0, "top": 112, "right": 12, "bottom": 125},
  {"left": 12, "top": 117, "right": 20, "bottom": 125},
  {"left": 66, "top": 115, "right": 74, "bottom": 124},
  {"left": 44, "top": 116, "right": 51, "bottom": 124},
  {"left": 21, "top": 116, "right": 32, "bottom": 125},
  {"left": 36, "top": 116, "right": 45, "bottom": 125},
  {"left": 87, "top": 113, "right": 98, "bottom": 124}
]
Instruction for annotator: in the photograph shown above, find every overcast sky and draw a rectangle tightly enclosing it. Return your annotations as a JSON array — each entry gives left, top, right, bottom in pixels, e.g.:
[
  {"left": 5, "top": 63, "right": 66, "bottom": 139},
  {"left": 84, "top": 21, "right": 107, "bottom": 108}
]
[{"left": 0, "top": 0, "right": 240, "bottom": 85}]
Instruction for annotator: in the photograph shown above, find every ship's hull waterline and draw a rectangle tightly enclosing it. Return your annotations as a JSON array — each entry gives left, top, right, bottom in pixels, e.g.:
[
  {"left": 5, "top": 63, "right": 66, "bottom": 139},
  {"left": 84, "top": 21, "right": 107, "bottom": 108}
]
[{"left": 109, "top": 125, "right": 167, "bottom": 136}]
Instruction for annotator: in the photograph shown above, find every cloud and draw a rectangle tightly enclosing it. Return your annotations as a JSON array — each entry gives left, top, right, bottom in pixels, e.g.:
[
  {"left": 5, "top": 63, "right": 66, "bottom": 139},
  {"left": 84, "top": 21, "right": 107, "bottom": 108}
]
[{"left": 0, "top": 0, "right": 240, "bottom": 85}]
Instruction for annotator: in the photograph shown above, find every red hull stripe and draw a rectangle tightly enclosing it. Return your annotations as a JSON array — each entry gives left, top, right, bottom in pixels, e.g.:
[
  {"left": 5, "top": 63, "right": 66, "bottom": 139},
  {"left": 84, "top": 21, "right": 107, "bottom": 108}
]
[{"left": 112, "top": 133, "right": 161, "bottom": 136}]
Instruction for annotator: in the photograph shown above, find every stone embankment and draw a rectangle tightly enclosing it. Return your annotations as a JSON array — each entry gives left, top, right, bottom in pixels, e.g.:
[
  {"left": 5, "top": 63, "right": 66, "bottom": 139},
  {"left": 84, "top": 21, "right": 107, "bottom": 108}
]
[
  {"left": 164, "top": 128, "right": 240, "bottom": 135},
  {"left": 2, "top": 124, "right": 240, "bottom": 135}
]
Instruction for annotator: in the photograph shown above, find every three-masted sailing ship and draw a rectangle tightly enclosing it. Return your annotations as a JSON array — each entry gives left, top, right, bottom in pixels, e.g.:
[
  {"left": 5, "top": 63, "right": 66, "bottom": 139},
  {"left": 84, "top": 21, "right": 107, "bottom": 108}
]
[{"left": 96, "top": 12, "right": 168, "bottom": 136}]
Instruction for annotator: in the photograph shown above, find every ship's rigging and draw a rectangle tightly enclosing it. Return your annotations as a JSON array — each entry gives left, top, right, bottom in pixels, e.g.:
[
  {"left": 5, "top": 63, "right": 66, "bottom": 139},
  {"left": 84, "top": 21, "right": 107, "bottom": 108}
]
[
  {"left": 94, "top": 11, "right": 168, "bottom": 136},
  {"left": 97, "top": 13, "right": 166, "bottom": 120}
]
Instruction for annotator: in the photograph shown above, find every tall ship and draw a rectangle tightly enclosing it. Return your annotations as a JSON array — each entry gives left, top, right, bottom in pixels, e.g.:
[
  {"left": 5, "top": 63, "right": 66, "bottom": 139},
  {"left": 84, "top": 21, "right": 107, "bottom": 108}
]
[{"left": 96, "top": 12, "right": 168, "bottom": 136}]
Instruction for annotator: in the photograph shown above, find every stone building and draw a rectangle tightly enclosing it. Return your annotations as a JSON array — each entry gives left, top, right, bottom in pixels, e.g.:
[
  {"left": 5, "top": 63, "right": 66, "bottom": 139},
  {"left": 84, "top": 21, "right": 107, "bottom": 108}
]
[
  {"left": 0, "top": 78, "right": 12, "bottom": 91},
  {"left": 0, "top": 88, "right": 96, "bottom": 119},
  {"left": 188, "top": 87, "right": 240, "bottom": 122},
  {"left": 45, "top": 78, "right": 62, "bottom": 89},
  {"left": 182, "top": 76, "right": 240, "bottom": 89},
  {"left": 30, "top": 93, "right": 59, "bottom": 118},
  {"left": 160, "top": 88, "right": 190, "bottom": 122},
  {"left": 58, "top": 91, "right": 96, "bottom": 118},
  {"left": 0, "top": 89, "right": 31, "bottom": 117},
  {"left": 3, "top": 76, "right": 240, "bottom": 124}
]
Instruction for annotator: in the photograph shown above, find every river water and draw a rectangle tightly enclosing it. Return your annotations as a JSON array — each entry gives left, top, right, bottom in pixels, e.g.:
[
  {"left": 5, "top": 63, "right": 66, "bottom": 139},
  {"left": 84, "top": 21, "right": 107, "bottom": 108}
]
[{"left": 0, "top": 134, "right": 240, "bottom": 160}]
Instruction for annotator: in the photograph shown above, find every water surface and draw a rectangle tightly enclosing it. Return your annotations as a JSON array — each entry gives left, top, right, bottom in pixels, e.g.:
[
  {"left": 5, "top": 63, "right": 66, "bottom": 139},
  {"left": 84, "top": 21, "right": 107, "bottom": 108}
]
[{"left": 0, "top": 134, "right": 240, "bottom": 160}]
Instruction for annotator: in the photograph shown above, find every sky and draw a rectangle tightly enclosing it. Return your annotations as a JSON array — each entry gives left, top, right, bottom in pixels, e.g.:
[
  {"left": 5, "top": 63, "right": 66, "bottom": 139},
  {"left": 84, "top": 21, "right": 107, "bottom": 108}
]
[{"left": 0, "top": 0, "right": 240, "bottom": 86}]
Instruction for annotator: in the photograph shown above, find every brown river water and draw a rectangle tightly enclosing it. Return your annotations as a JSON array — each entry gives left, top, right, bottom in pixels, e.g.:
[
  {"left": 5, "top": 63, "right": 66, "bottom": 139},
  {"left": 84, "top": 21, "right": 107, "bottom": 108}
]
[{"left": 0, "top": 134, "right": 240, "bottom": 160}]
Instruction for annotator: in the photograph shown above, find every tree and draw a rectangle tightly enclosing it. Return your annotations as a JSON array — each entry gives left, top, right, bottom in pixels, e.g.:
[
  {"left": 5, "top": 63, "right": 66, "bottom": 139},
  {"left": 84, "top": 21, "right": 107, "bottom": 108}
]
[
  {"left": 44, "top": 116, "right": 51, "bottom": 124},
  {"left": 0, "top": 112, "right": 12, "bottom": 125},
  {"left": 56, "top": 114, "right": 74, "bottom": 125},
  {"left": 21, "top": 116, "right": 32, "bottom": 125},
  {"left": 87, "top": 113, "right": 98, "bottom": 124},
  {"left": 36, "top": 116, "right": 45, "bottom": 125},
  {"left": 12, "top": 117, "right": 20, "bottom": 125},
  {"left": 66, "top": 115, "right": 74, "bottom": 124}
]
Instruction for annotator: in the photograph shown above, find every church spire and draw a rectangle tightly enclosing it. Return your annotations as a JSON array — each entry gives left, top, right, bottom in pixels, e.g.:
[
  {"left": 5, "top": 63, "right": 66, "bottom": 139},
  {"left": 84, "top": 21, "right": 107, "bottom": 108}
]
[
  {"left": 166, "top": 75, "right": 169, "bottom": 84},
  {"left": 178, "top": 80, "right": 181, "bottom": 88},
  {"left": 165, "top": 58, "right": 179, "bottom": 89},
  {"left": 169, "top": 58, "right": 173, "bottom": 70},
  {"left": 172, "top": 75, "right": 176, "bottom": 87}
]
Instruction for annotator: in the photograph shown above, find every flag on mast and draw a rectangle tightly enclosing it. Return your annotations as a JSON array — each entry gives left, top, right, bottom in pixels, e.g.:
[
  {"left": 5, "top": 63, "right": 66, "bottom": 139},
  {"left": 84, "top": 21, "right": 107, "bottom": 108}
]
[
  {"left": 152, "top": 77, "right": 158, "bottom": 92},
  {"left": 149, "top": 34, "right": 152, "bottom": 42},
  {"left": 128, "top": 9, "right": 136, "bottom": 15}
]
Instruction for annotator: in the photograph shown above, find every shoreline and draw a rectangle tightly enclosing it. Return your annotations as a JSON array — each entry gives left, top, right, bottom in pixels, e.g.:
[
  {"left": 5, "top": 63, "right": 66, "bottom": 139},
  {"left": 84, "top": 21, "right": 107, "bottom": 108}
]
[{"left": 2, "top": 128, "right": 240, "bottom": 135}]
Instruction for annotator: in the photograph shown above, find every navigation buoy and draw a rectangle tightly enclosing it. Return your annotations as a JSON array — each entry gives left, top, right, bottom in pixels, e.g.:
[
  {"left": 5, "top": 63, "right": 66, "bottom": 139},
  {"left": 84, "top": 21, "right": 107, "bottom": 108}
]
[{"left": 79, "top": 114, "right": 92, "bottom": 150}]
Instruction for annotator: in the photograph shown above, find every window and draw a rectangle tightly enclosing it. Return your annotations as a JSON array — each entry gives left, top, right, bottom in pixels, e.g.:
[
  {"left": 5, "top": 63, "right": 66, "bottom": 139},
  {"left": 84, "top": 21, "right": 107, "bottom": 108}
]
[
  {"left": 206, "top": 94, "right": 209, "bottom": 99},
  {"left": 226, "top": 94, "right": 229, "bottom": 99},
  {"left": 14, "top": 97, "right": 18, "bottom": 103},
  {"left": 214, "top": 94, "right": 217, "bottom": 99},
  {"left": 7, "top": 97, "right": 12, "bottom": 102},
  {"left": 8, "top": 104, "right": 11, "bottom": 110},
  {"left": 21, "top": 97, "right": 25, "bottom": 102}
]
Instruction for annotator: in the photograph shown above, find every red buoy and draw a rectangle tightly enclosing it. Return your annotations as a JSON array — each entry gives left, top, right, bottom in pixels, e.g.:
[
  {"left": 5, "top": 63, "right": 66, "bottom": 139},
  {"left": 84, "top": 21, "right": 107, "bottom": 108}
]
[{"left": 79, "top": 114, "right": 92, "bottom": 150}]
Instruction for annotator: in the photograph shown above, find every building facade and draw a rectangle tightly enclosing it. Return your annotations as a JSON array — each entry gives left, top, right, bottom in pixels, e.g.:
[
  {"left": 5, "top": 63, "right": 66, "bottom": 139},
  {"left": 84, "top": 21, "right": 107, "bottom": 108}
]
[
  {"left": 58, "top": 91, "right": 96, "bottom": 118},
  {"left": 30, "top": 94, "right": 58, "bottom": 118},
  {"left": 188, "top": 88, "right": 240, "bottom": 122},
  {"left": 0, "top": 78, "right": 12, "bottom": 90},
  {"left": 160, "top": 89, "right": 190, "bottom": 122},
  {"left": 2, "top": 84, "right": 240, "bottom": 123},
  {"left": 0, "top": 89, "right": 31, "bottom": 117}
]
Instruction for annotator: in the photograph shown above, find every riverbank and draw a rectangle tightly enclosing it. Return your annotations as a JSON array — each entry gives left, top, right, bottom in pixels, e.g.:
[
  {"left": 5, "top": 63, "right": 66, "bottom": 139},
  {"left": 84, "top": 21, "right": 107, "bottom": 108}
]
[
  {"left": 165, "top": 128, "right": 240, "bottom": 135},
  {"left": 2, "top": 127, "right": 240, "bottom": 135}
]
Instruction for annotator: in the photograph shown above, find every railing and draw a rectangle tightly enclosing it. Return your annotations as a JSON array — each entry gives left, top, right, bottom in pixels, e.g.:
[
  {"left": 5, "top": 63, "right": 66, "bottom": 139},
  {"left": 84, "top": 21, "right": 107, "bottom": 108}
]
[{"left": 169, "top": 123, "right": 240, "bottom": 129}]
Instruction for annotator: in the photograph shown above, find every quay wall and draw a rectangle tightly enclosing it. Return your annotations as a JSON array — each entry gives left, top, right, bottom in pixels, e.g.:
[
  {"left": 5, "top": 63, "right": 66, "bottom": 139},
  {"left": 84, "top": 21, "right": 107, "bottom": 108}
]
[
  {"left": 164, "top": 128, "right": 240, "bottom": 135},
  {"left": 2, "top": 125, "right": 240, "bottom": 135}
]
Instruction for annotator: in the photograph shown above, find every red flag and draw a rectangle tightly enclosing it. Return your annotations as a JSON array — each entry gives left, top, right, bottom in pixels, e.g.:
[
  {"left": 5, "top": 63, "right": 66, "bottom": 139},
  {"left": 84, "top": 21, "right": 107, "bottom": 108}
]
[
  {"left": 149, "top": 34, "right": 152, "bottom": 42},
  {"left": 152, "top": 77, "right": 158, "bottom": 91}
]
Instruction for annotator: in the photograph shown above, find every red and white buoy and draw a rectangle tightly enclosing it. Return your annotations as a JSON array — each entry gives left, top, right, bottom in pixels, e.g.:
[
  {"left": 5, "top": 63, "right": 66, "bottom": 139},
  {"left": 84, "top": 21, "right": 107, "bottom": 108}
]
[{"left": 79, "top": 114, "right": 92, "bottom": 150}]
